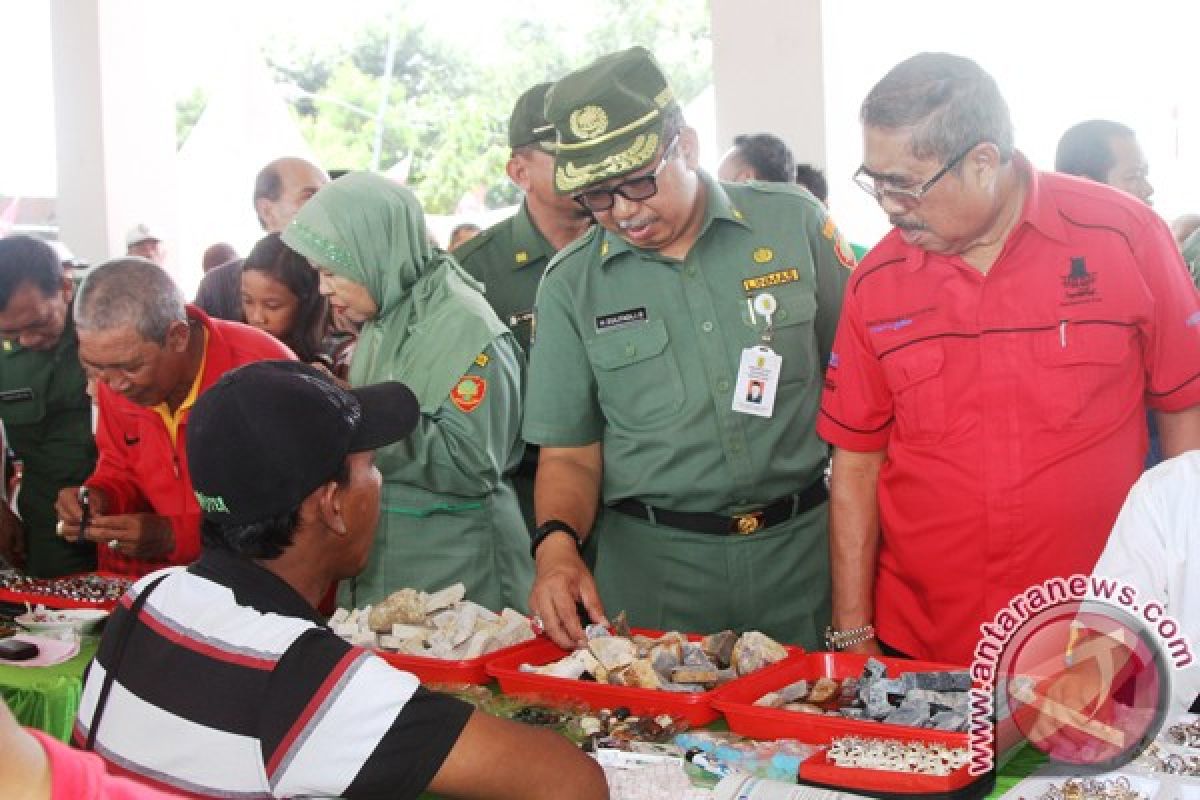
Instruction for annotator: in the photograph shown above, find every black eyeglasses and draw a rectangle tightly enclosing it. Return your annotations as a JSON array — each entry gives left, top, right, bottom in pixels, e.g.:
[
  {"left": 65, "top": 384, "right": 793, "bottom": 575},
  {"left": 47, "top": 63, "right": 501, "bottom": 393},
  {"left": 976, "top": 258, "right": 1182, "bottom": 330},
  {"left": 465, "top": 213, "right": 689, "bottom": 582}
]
[
  {"left": 853, "top": 141, "right": 980, "bottom": 207},
  {"left": 573, "top": 135, "right": 680, "bottom": 213}
]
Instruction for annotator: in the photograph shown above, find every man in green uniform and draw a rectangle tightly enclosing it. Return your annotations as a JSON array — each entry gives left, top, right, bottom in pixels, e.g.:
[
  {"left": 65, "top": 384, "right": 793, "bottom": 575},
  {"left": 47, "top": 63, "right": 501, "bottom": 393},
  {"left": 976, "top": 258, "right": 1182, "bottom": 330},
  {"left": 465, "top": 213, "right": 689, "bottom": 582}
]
[
  {"left": 0, "top": 236, "right": 96, "bottom": 576},
  {"left": 457, "top": 81, "right": 594, "bottom": 531},
  {"left": 524, "top": 47, "right": 852, "bottom": 650}
]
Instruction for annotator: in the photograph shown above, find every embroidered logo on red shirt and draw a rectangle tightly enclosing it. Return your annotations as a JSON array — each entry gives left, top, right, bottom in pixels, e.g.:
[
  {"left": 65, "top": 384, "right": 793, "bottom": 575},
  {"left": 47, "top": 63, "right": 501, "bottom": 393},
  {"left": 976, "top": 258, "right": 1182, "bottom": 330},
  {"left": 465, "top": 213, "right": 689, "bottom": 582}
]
[{"left": 1060, "top": 256, "right": 1099, "bottom": 305}]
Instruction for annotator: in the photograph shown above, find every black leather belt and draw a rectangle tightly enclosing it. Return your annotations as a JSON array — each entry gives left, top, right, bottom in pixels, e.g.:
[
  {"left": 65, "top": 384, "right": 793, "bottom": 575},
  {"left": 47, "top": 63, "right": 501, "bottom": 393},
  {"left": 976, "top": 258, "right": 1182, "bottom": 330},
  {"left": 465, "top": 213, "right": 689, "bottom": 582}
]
[{"left": 609, "top": 479, "right": 828, "bottom": 536}]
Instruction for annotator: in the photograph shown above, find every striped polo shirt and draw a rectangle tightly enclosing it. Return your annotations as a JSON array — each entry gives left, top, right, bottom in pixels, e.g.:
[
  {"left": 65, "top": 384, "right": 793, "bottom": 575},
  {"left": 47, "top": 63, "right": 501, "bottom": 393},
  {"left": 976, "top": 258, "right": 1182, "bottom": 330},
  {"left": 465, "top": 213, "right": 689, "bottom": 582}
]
[{"left": 73, "top": 548, "right": 472, "bottom": 799}]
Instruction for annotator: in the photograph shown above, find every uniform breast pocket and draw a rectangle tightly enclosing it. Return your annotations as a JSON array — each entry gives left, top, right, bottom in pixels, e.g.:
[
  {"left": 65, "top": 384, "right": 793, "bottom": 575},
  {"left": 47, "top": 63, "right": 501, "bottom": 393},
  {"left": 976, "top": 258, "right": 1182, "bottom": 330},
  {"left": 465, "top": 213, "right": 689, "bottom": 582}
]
[
  {"left": 747, "top": 292, "right": 818, "bottom": 385},
  {"left": 880, "top": 343, "right": 947, "bottom": 444},
  {"left": 1033, "top": 323, "right": 1135, "bottom": 430},
  {"left": 0, "top": 386, "right": 44, "bottom": 427},
  {"left": 586, "top": 319, "right": 685, "bottom": 429}
]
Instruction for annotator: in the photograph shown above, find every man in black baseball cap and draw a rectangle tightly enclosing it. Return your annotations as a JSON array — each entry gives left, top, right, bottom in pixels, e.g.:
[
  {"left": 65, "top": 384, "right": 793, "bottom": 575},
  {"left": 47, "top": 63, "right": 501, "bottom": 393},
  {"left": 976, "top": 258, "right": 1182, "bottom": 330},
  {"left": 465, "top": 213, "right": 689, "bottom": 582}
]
[{"left": 75, "top": 361, "right": 606, "bottom": 800}]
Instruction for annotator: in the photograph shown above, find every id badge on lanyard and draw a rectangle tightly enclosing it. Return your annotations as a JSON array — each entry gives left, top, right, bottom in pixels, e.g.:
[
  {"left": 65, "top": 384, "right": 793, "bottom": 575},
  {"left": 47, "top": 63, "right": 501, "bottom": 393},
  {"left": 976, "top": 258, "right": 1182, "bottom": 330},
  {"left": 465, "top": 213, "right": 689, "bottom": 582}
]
[{"left": 732, "top": 293, "right": 782, "bottom": 418}]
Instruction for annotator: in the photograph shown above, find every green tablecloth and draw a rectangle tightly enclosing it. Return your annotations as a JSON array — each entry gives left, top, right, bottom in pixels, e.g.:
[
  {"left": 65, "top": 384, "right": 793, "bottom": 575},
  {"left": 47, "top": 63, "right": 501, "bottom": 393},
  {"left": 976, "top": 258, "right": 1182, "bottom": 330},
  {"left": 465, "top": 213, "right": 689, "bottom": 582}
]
[
  {"left": 989, "top": 744, "right": 1046, "bottom": 798},
  {"left": 0, "top": 636, "right": 97, "bottom": 742}
]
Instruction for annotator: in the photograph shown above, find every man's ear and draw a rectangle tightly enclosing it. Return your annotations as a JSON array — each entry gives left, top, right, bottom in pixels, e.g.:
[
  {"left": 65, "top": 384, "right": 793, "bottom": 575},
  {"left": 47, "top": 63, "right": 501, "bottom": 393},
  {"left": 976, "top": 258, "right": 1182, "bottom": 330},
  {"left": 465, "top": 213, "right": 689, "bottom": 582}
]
[
  {"left": 506, "top": 154, "right": 530, "bottom": 193},
  {"left": 679, "top": 126, "right": 702, "bottom": 171},
  {"left": 60, "top": 276, "right": 75, "bottom": 305},
  {"left": 255, "top": 198, "right": 277, "bottom": 232},
  {"left": 969, "top": 142, "right": 1002, "bottom": 188},
  {"left": 164, "top": 319, "right": 191, "bottom": 353},
  {"left": 315, "top": 479, "right": 347, "bottom": 535}
]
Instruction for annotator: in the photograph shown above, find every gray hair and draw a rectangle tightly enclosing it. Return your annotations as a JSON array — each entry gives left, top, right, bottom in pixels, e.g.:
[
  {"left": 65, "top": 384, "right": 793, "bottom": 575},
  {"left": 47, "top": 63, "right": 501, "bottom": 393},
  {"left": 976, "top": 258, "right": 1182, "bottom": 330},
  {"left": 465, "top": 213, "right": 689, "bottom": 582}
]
[
  {"left": 860, "top": 52, "right": 1014, "bottom": 163},
  {"left": 75, "top": 258, "right": 186, "bottom": 344}
]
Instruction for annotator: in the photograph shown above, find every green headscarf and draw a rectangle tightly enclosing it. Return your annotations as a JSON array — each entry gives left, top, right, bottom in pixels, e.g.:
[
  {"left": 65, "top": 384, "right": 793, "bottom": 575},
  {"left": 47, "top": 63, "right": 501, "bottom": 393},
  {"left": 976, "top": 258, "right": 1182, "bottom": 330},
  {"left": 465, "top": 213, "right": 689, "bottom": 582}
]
[{"left": 282, "top": 172, "right": 506, "bottom": 411}]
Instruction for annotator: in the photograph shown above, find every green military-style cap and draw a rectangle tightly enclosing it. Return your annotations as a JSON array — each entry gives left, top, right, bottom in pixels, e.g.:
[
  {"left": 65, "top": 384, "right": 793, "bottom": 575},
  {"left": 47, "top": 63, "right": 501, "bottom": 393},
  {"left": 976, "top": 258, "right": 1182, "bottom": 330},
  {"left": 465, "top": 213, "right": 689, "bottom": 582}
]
[
  {"left": 545, "top": 46, "right": 678, "bottom": 194},
  {"left": 508, "top": 81, "right": 557, "bottom": 150}
]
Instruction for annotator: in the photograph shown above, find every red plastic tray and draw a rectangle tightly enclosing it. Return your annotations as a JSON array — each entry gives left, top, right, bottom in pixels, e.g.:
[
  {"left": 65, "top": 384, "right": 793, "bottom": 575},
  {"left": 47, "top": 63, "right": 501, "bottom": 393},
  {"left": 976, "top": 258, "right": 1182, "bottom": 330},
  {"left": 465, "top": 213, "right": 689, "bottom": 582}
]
[
  {"left": 373, "top": 635, "right": 546, "bottom": 685},
  {"left": 711, "top": 651, "right": 971, "bottom": 747},
  {"left": 0, "top": 572, "right": 131, "bottom": 611},
  {"left": 798, "top": 747, "right": 977, "bottom": 795},
  {"left": 485, "top": 628, "right": 805, "bottom": 726}
]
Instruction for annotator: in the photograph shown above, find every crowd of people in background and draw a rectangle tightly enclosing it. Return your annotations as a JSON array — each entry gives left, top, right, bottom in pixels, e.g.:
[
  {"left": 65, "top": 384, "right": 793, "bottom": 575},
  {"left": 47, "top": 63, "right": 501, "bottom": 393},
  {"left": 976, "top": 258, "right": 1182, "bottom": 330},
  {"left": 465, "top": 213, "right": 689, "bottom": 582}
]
[{"left": 0, "top": 42, "right": 1197, "bottom": 800}]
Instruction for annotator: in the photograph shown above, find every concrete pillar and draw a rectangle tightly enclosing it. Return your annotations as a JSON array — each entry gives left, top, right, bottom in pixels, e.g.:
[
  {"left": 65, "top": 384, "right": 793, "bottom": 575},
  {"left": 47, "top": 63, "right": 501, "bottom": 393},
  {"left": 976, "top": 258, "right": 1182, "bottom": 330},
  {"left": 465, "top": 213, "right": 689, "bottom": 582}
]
[
  {"left": 710, "top": 0, "right": 826, "bottom": 171},
  {"left": 50, "top": 0, "right": 176, "bottom": 271}
]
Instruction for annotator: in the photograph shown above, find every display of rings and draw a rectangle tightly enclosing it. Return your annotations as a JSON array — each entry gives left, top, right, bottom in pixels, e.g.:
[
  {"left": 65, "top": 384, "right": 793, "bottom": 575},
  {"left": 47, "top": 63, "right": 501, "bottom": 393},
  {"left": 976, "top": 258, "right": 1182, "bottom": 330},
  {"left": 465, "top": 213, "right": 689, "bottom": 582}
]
[
  {"left": 107, "top": 539, "right": 121, "bottom": 551},
  {"left": 826, "top": 735, "right": 969, "bottom": 777},
  {"left": 1167, "top": 721, "right": 1200, "bottom": 749},
  {"left": 55, "top": 520, "right": 65, "bottom": 536},
  {"left": 1035, "top": 777, "right": 1147, "bottom": 800},
  {"left": 1135, "top": 742, "right": 1200, "bottom": 776}
]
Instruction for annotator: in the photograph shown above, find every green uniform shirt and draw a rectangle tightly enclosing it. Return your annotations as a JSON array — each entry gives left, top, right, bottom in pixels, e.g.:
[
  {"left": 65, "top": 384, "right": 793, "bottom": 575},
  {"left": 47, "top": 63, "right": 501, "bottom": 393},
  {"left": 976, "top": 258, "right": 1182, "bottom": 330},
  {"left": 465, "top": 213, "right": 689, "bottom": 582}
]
[
  {"left": 0, "top": 314, "right": 96, "bottom": 577},
  {"left": 456, "top": 202, "right": 555, "bottom": 354},
  {"left": 342, "top": 332, "right": 533, "bottom": 613},
  {"left": 524, "top": 173, "right": 848, "bottom": 515}
]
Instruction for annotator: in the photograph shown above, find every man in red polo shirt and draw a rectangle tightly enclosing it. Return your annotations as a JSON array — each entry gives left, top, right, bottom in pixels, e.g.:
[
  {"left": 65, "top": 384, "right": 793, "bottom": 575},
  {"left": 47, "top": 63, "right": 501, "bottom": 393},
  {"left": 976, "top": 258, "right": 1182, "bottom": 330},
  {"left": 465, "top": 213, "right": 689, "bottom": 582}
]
[
  {"left": 53, "top": 258, "right": 292, "bottom": 578},
  {"left": 818, "top": 53, "right": 1200, "bottom": 666}
]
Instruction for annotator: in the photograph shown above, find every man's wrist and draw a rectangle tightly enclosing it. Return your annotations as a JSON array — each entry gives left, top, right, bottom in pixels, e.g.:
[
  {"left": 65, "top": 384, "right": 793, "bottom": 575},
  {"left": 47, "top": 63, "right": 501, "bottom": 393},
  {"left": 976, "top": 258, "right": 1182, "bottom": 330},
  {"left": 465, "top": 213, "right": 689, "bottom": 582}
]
[{"left": 530, "top": 519, "right": 584, "bottom": 560}]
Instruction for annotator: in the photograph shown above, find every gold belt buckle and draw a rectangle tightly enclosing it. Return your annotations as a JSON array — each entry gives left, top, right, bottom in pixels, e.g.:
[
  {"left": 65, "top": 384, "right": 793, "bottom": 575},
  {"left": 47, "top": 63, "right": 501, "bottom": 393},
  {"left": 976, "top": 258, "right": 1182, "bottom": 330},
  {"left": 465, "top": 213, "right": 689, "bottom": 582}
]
[{"left": 733, "top": 511, "right": 764, "bottom": 535}]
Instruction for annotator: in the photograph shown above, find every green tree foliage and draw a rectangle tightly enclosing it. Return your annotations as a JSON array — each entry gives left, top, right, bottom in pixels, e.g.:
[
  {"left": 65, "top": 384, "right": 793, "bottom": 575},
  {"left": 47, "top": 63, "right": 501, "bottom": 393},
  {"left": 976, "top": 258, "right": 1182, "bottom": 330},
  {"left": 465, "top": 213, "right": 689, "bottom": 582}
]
[
  {"left": 254, "top": 1, "right": 710, "bottom": 214},
  {"left": 176, "top": 87, "right": 208, "bottom": 149}
]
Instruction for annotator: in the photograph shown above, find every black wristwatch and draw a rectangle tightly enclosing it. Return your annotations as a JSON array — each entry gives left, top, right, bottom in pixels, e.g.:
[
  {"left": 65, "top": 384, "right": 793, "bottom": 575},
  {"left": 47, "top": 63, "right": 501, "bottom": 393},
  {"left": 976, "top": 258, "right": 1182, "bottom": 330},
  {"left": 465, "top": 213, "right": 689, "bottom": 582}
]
[{"left": 530, "top": 519, "right": 584, "bottom": 559}]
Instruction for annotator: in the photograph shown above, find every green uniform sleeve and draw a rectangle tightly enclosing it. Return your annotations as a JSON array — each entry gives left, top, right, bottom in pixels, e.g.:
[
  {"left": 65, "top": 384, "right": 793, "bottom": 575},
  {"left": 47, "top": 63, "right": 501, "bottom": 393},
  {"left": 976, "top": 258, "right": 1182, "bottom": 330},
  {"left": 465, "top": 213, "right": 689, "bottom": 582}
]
[
  {"left": 522, "top": 261, "right": 604, "bottom": 447},
  {"left": 372, "top": 336, "right": 524, "bottom": 496}
]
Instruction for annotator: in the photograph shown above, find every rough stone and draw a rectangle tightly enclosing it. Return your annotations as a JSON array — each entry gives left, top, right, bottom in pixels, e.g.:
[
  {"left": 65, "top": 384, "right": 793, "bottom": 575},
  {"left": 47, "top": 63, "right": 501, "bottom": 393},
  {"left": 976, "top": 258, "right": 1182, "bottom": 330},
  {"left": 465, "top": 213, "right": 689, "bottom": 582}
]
[
  {"left": 931, "top": 710, "right": 969, "bottom": 732},
  {"left": 862, "top": 657, "right": 888, "bottom": 682},
  {"left": 865, "top": 683, "right": 895, "bottom": 719}
]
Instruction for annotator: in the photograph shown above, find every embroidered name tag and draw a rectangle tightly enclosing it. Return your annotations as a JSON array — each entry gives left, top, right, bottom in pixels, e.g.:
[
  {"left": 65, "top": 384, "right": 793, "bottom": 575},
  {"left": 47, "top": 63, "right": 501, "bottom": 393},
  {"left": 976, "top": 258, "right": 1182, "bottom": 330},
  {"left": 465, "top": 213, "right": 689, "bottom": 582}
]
[
  {"left": 742, "top": 268, "right": 799, "bottom": 293},
  {"left": 595, "top": 307, "right": 648, "bottom": 331},
  {"left": 0, "top": 388, "right": 34, "bottom": 403}
]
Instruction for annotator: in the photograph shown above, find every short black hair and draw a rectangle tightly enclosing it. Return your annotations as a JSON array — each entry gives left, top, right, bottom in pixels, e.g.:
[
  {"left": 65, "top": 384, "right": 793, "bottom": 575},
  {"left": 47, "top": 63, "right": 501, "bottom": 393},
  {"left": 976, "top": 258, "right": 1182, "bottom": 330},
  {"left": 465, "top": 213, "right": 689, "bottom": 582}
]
[
  {"left": 1055, "top": 120, "right": 1135, "bottom": 183},
  {"left": 242, "top": 233, "right": 328, "bottom": 363},
  {"left": 0, "top": 236, "right": 64, "bottom": 311},
  {"left": 731, "top": 133, "right": 795, "bottom": 183},
  {"left": 794, "top": 164, "right": 828, "bottom": 204},
  {"left": 200, "top": 459, "right": 350, "bottom": 560}
]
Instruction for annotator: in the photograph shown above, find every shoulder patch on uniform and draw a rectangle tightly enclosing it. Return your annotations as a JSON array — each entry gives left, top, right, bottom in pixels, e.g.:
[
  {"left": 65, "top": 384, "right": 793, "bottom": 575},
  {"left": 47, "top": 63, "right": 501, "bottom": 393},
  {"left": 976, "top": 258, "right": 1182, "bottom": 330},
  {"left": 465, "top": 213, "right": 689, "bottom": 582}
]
[
  {"left": 450, "top": 375, "right": 487, "bottom": 413},
  {"left": 822, "top": 214, "right": 857, "bottom": 269},
  {"left": 474, "top": 352, "right": 490, "bottom": 368}
]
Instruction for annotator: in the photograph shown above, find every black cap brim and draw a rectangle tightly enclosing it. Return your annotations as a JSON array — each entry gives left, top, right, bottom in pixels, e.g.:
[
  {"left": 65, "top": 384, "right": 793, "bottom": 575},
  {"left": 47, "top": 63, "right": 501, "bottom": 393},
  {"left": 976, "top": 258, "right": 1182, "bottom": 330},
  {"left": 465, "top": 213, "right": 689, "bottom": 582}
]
[{"left": 347, "top": 381, "right": 420, "bottom": 452}]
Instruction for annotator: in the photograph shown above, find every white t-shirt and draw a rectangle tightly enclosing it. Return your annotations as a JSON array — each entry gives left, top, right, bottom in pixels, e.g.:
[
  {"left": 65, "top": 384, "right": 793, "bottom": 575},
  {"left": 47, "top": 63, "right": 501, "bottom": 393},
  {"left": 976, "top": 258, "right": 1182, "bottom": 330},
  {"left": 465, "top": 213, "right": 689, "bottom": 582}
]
[{"left": 1092, "top": 450, "right": 1200, "bottom": 713}]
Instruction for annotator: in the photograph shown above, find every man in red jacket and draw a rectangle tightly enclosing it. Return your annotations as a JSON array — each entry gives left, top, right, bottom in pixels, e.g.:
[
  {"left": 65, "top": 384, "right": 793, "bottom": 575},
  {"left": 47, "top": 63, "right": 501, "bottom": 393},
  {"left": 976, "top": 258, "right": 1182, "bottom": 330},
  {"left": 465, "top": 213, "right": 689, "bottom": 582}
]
[{"left": 53, "top": 258, "right": 293, "bottom": 578}]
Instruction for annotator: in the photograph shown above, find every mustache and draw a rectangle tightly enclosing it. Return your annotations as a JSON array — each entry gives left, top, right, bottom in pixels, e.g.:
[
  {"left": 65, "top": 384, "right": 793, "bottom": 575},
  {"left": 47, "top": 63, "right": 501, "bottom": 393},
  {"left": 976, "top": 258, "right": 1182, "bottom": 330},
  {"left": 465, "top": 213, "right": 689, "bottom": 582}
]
[{"left": 890, "top": 217, "right": 926, "bottom": 232}]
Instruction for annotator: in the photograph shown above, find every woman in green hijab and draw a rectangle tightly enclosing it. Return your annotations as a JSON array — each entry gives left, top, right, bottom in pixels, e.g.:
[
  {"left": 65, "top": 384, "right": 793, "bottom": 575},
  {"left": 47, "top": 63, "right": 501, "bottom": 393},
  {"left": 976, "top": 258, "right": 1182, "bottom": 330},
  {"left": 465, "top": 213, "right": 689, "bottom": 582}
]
[{"left": 282, "top": 172, "right": 532, "bottom": 612}]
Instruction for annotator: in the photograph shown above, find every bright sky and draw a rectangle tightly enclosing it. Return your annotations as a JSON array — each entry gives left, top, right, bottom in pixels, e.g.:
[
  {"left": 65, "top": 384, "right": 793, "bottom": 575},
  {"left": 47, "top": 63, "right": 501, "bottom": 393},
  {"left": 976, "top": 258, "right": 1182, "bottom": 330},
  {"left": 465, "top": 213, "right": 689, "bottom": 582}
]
[{"left": 3, "top": 0, "right": 1199, "bottom": 247}]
